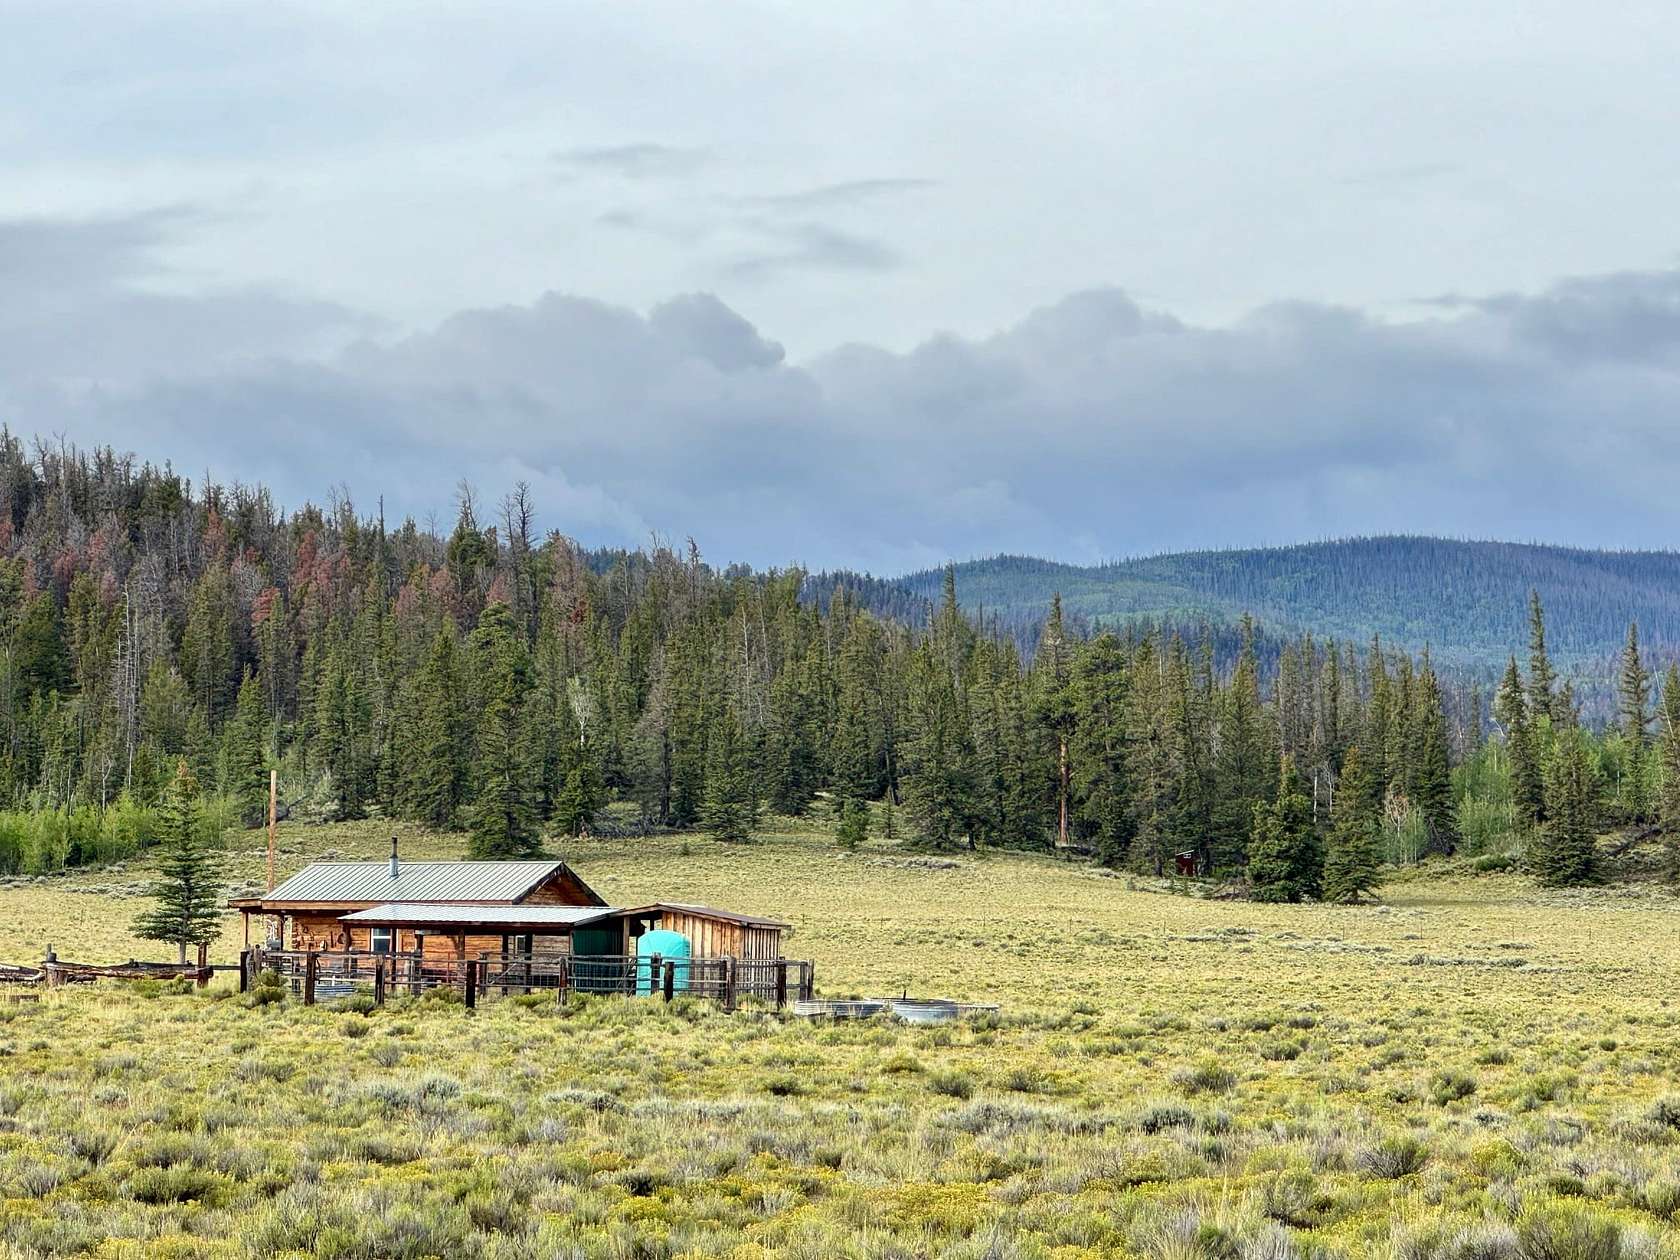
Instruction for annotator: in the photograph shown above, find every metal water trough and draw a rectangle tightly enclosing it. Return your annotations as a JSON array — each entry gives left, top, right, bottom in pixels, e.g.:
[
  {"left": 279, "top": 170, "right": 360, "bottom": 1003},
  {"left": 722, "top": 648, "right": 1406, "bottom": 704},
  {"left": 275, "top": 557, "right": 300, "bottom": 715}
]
[
  {"left": 889, "top": 998, "right": 960, "bottom": 1024},
  {"left": 792, "top": 998, "right": 888, "bottom": 1019}
]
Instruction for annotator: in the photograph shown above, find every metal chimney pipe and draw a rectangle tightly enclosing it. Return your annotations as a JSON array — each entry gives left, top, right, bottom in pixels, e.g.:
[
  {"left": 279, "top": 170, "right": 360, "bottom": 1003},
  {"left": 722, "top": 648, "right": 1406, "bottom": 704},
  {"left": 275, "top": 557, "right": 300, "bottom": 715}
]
[{"left": 390, "top": 835, "right": 399, "bottom": 880}]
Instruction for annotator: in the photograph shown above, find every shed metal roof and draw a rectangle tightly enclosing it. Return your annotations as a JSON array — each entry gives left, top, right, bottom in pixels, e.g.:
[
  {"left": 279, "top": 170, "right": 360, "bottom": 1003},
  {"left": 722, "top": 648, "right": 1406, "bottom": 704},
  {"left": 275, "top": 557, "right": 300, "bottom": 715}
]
[
  {"left": 620, "top": 901, "right": 791, "bottom": 929},
  {"left": 264, "top": 860, "right": 566, "bottom": 905},
  {"left": 340, "top": 903, "right": 618, "bottom": 927}
]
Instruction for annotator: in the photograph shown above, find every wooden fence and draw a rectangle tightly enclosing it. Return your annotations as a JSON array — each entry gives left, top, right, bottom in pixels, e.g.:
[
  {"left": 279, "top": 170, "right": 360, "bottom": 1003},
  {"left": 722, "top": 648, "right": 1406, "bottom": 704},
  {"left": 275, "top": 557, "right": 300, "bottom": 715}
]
[{"left": 244, "top": 948, "right": 815, "bottom": 1011}]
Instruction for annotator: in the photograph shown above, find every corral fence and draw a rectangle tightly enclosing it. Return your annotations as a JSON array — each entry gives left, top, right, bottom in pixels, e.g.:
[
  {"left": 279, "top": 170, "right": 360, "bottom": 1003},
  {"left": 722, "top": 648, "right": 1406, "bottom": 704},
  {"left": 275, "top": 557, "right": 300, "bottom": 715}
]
[
  {"left": 245, "top": 948, "right": 815, "bottom": 1011},
  {"left": 0, "top": 953, "right": 238, "bottom": 1004}
]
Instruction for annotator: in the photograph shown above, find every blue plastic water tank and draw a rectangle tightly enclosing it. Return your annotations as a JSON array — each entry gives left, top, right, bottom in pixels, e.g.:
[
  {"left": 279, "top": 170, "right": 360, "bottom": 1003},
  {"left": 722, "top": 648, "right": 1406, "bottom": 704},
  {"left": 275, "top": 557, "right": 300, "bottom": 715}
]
[{"left": 636, "top": 928, "right": 691, "bottom": 995}]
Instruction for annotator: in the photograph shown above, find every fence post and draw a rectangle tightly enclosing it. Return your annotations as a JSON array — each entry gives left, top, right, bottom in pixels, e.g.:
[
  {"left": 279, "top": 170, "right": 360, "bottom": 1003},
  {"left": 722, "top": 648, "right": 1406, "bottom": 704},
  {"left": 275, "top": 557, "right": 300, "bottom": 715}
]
[
  {"left": 723, "top": 957, "right": 736, "bottom": 1013},
  {"left": 374, "top": 958, "right": 386, "bottom": 1005},
  {"left": 196, "top": 941, "right": 209, "bottom": 988},
  {"left": 557, "top": 956, "right": 570, "bottom": 1007},
  {"left": 775, "top": 961, "right": 788, "bottom": 1009},
  {"left": 238, "top": 949, "right": 250, "bottom": 994},
  {"left": 648, "top": 953, "right": 660, "bottom": 999},
  {"left": 464, "top": 960, "right": 477, "bottom": 1011},
  {"left": 303, "top": 951, "right": 318, "bottom": 1006},
  {"left": 663, "top": 960, "right": 675, "bottom": 1001},
  {"left": 801, "top": 962, "right": 813, "bottom": 1002}
]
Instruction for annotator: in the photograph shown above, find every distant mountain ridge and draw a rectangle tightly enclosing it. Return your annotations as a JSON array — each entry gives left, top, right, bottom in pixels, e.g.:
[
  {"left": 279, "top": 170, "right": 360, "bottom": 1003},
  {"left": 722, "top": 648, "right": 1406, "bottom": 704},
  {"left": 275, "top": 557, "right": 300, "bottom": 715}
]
[{"left": 810, "top": 536, "right": 1680, "bottom": 669}]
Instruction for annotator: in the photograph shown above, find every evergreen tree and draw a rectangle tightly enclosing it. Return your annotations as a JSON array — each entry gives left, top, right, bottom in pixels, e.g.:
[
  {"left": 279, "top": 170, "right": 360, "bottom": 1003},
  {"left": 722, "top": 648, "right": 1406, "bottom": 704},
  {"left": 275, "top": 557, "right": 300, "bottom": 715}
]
[
  {"left": 1660, "top": 664, "right": 1680, "bottom": 878},
  {"left": 1535, "top": 726, "right": 1598, "bottom": 886},
  {"left": 552, "top": 679, "right": 605, "bottom": 836},
  {"left": 1070, "top": 632, "right": 1133, "bottom": 866},
  {"left": 1033, "top": 594, "right": 1077, "bottom": 849},
  {"left": 1126, "top": 633, "right": 1173, "bottom": 871},
  {"left": 220, "top": 669, "right": 268, "bottom": 828},
  {"left": 1528, "top": 590, "right": 1557, "bottom": 724},
  {"left": 1618, "top": 621, "right": 1654, "bottom": 821},
  {"left": 835, "top": 797, "right": 869, "bottom": 848},
  {"left": 1410, "top": 653, "right": 1460, "bottom": 854},
  {"left": 180, "top": 565, "right": 237, "bottom": 719},
  {"left": 316, "top": 637, "right": 370, "bottom": 821},
  {"left": 1323, "top": 744, "right": 1381, "bottom": 902},
  {"left": 1246, "top": 755, "right": 1322, "bottom": 902},
  {"left": 466, "top": 603, "right": 539, "bottom": 857},
  {"left": 133, "top": 760, "right": 225, "bottom": 963},
  {"left": 901, "top": 643, "right": 977, "bottom": 850},
  {"left": 1212, "top": 617, "right": 1276, "bottom": 871},
  {"left": 701, "top": 706, "right": 758, "bottom": 843},
  {"left": 1495, "top": 656, "right": 1544, "bottom": 828},
  {"left": 1363, "top": 638, "right": 1391, "bottom": 810},
  {"left": 406, "top": 629, "right": 468, "bottom": 828},
  {"left": 765, "top": 656, "right": 821, "bottom": 816},
  {"left": 830, "top": 695, "right": 875, "bottom": 807},
  {"left": 1166, "top": 635, "right": 1217, "bottom": 869},
  {"left": 1619, "top": 621, "right": 1652, "bottom": 747}
]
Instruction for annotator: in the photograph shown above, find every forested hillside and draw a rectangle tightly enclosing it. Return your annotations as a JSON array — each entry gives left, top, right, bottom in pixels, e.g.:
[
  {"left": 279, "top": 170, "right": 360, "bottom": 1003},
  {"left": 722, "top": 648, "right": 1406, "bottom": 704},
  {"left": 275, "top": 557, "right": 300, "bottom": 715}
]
[
  {"left": 818, "top": 539, "right": 1680, "bottom": 669},
  {"left": 0, "top": 435, "right": 1664, "bottom": 899}
]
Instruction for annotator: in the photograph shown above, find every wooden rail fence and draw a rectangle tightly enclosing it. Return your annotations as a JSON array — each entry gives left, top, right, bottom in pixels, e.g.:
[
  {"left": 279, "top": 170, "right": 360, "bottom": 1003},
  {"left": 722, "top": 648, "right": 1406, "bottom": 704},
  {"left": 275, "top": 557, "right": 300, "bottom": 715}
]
[{"left": 244, "top": 948, "right": 815, "bottom": 1010}]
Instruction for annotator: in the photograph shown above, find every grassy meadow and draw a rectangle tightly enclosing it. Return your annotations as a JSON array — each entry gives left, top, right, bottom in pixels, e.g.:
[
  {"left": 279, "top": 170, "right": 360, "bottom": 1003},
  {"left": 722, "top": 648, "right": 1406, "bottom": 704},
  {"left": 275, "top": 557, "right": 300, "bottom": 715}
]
[{"left": 4, "top": 815, "right": 1680, "bottom": 1257}]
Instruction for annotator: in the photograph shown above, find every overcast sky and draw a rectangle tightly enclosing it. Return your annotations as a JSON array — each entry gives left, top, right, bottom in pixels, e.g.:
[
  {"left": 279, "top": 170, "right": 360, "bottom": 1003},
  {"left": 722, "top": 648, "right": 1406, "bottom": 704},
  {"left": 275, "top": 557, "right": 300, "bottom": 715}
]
[{"left": 4, "top": 1, "right": 1680, "bottom": 572}]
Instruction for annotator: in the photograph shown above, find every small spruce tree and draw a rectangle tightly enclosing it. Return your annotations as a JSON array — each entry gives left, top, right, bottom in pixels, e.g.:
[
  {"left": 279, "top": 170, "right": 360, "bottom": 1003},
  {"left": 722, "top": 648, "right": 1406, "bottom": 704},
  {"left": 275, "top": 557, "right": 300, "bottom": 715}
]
[
  {"left": 1495, "top": 656, "right": 1544, "bottom": 828},
  {"left": 1247, "top": 755, "right": 1322, "bottom": 903},
  {"left": 835, "top": 797, "right": 869, "bottom": 849},
  {"left": 1323, "top": 744, "right": 1382, "bottom": 902},
  {"left": 220, "top": 668, "right": 268, "bottom": 828},
  {"left": 1528, "top": 590, "right": 1557, "bottom": 724},
  {"left": 133, "top": 760, "right": 225, "bottom": 964},
  {"left": 467, "top": 604, "right": 540, "bottom": 858},
  {"left": 701, "top": 707, "right": 758, "bottom": 843},
  {"left": 1534, "top": 726, "right": 1599, "bottom": 887},
  {"left": 409, "top": 629, "right": 467, "bottom": 829}
]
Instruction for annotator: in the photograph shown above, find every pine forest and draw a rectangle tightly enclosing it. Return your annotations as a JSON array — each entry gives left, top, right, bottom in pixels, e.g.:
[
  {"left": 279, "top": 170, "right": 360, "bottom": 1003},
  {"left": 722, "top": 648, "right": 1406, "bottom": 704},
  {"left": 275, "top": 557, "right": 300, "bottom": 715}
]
[{"left": 0, "top": 436, "right": 1664, "bottom": 898}]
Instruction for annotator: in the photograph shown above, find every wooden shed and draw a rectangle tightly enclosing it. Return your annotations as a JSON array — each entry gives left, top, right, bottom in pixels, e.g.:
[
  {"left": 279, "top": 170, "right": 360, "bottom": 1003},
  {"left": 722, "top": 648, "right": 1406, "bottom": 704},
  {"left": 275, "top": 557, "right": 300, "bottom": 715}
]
[{"left": 613, "top": 903, "right": 789, "bottom": 961}]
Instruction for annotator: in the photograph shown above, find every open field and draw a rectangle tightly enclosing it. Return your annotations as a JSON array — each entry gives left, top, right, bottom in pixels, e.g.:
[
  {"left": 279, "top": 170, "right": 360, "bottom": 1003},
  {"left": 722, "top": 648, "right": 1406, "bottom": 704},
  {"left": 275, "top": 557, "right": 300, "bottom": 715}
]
[{"left": 5, "top": 821, "right": 1680, "bottom": 1257}]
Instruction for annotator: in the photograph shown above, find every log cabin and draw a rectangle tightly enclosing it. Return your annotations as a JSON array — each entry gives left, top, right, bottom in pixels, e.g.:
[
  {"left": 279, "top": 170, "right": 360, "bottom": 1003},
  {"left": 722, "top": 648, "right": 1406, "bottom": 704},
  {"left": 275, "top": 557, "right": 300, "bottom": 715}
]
[{"left": 228, "top": 840, "right": 789, "bottom": 966}]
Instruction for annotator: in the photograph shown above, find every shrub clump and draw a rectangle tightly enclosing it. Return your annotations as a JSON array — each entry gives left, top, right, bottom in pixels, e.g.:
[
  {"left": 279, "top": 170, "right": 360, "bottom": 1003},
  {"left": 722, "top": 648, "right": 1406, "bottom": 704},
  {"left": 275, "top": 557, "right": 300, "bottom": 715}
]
[
  {"left": 1647, "top": 1096, "right": 1680, "bottom": 1131},
  {"left": 1515, "top": 1205, "right": 1623, "bottom": 1260},
  {"left": 1171, "top": 1057, "right": 1236, "bottom": 1096},
  {"left": 1429, "top": 1070, "right": 1478, "bottom": 1106},
  {"left": 1356, "top": 1134, "right": 1430, "bottom": 1179},
  {"left": 1136, "top": 1103, "right": 1196, "bottom": 1135},
  {"left": 929, "top": 1071, "right": 974, "bottom": 1100}
]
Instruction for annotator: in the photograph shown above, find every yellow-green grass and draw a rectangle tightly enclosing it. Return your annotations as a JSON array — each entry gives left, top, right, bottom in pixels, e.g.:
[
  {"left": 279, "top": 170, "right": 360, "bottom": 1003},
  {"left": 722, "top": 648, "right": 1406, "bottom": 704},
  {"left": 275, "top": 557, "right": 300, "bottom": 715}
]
[{"left": 3, "top": 820, "right": 1680, "bottom": 1256}]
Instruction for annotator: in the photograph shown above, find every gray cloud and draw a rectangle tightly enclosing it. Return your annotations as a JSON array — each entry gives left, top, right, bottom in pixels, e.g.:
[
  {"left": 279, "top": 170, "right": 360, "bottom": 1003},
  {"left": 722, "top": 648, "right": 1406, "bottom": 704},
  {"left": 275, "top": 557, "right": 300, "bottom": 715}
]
[
  {"left": 648, "top": 294, "right": 785, "bottom": 372},
  {"left": 722, "top": 222, "right": 901, "bottom": 283},
  {"left": 556, "top": 143, "right": 711, "bottom": 180},
  {"left": 0, "top": 210, "right": 376, "bottom": 386},
  {"left": 0, "top": 209, "right": 183, "bottom": 304},
  {"left": 10, "top": 233, "right": 1680, "bottom": 573},
  {"left": 1448, "top": 271, "right": 1680, "bottom": 365},
  {"left": 739, "top": 178, "right": 936, "bottom": 212}
]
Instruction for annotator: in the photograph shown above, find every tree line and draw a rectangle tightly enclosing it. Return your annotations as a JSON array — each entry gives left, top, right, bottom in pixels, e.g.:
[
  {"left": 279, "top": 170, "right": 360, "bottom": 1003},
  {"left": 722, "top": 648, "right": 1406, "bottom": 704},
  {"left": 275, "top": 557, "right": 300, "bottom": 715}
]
[{"left": 0, "top": 436, "right": 1658, "bottom": 897}]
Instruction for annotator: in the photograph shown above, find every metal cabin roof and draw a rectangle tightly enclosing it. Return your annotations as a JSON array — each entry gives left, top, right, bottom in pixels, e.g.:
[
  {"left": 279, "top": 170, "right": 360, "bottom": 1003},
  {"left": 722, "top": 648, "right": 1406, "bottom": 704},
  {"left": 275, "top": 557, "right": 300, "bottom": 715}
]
[
  {"left": 619, "top": 901, "right": 791, "bottom": 929},
  {"left": 264, "top": 860, "right": 565, "bottom": 905},
  {"left": 340, "top": 903, "right": 618, "bottom": 927}
]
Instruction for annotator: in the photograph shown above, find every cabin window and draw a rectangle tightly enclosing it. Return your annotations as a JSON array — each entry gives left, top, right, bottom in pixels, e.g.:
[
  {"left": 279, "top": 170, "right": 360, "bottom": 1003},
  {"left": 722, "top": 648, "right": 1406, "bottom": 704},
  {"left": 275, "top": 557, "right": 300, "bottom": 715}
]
[{"left": 370, "top": 927, "right": 394, "bottom": 955}]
